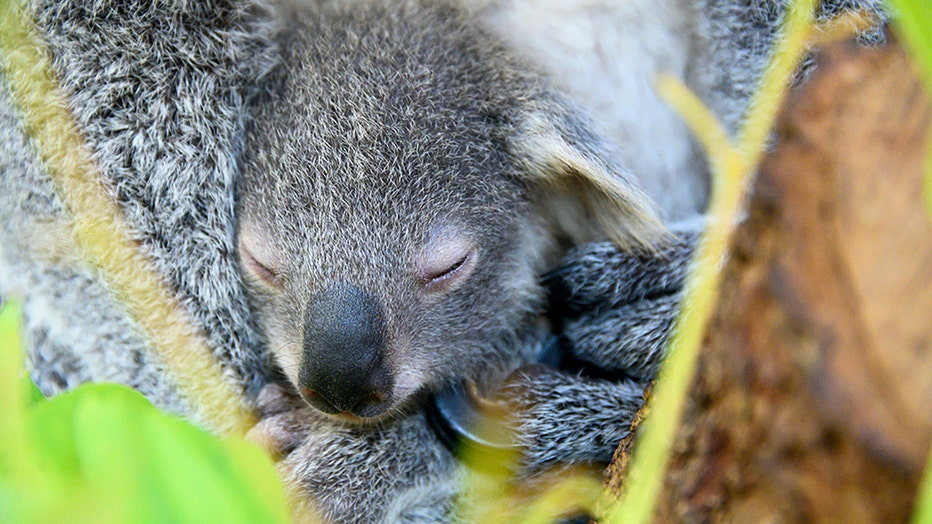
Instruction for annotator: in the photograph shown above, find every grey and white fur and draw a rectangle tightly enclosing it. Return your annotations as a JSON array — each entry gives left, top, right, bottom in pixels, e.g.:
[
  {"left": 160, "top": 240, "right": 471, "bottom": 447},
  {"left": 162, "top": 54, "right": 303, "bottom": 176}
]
[{"left": 0, "top": 0, "right": 883, "bottom": 522}]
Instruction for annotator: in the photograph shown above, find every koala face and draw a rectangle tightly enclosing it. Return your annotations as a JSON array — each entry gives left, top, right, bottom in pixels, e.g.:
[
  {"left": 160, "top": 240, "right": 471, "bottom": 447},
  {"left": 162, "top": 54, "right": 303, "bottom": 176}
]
[
  {"left": 238, "top": 123, "right": 552, "bottom": 420},
  {"left": 237, "top": 0, "right": 662, "bottom": 422},
  {"left": 239, "top": 169, "right": 550, "bottom": 420}
]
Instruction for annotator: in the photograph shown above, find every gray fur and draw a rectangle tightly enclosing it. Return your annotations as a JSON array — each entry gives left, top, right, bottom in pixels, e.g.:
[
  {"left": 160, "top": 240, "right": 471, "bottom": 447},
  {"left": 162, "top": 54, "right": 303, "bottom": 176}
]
[
  {"left": 546, "top": 225, "right": 698, "bottom": 316},
  {"left": 497, "top": 364, "right": 648, "bottom": 470},
  {"left": 546, "top": 223, "right": 699, "bottom": 380},
  {"left": 565, "top": 295, "right": 682, "bottom": 382},
  {"left": 0, "top": 0, "right": 883, "bottom": 522},
  {"left": 689, "top": 0, "right": 886, "bottom": 134},
  {"left": 0, "top": 53, "right": 193, "bottom": 412},
  {"left": 1, "top": 0, "right": 280, "bottom": 412}
]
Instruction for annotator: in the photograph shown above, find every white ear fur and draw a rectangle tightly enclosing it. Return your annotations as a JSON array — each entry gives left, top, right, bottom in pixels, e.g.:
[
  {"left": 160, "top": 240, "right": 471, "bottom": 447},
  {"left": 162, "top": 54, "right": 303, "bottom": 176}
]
[{"left": 513, "top": 112, "right": 668, "bottom": 251}]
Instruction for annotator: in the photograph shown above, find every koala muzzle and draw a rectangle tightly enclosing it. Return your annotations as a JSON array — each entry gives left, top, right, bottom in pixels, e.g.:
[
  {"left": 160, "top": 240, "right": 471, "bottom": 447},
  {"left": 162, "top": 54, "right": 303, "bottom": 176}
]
[{"left": 299, "top": 282, "right": 393, "bottom": 418}]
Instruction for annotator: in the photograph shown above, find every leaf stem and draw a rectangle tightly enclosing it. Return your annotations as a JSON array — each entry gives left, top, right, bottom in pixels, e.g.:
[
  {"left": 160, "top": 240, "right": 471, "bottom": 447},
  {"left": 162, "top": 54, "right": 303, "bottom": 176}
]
[{"left": 604, "top": 1, "right": 818, "bottom": 522}]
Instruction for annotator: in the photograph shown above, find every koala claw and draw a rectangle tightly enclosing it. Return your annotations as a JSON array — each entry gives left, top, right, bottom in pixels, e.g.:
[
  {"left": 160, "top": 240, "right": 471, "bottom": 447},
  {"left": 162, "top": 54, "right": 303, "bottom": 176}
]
[{"left": 247, "top": 383, "right": 313, "bottom": 461}]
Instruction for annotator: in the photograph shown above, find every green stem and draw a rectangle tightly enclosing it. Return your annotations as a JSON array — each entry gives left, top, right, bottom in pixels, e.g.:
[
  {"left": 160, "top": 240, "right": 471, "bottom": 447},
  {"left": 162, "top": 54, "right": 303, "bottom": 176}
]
[{"left": 604, "top": 1, "right": 817, "bottom": 522}]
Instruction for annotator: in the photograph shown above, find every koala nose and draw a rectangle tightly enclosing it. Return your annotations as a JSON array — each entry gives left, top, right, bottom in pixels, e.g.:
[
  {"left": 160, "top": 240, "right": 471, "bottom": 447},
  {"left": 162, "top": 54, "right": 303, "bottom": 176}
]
[{"left": 299, "top": 282, "right": 393, "bottom": 418}]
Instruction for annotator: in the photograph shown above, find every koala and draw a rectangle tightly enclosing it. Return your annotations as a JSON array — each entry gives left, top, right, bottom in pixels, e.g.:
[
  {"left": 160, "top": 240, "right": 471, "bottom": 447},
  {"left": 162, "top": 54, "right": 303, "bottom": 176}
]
[
  {"left": 236, "top": 0, "right": 666, "bottom": 423},
  {"left": 0, "top": 0, "right": 884, "bottom": 522}
]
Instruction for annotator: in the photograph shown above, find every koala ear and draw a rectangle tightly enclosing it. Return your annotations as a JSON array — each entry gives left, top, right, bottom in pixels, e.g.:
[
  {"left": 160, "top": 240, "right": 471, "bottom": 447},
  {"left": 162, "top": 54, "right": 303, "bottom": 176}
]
[{"left": 511, "top": 111, "right": 667, "bottom": 251}]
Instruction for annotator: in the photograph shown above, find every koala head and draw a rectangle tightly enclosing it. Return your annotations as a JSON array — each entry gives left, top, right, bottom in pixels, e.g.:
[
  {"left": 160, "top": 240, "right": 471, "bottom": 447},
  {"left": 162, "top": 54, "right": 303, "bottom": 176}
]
[{"left": 237, "top": 0, "right": 663, "bottom": 422}]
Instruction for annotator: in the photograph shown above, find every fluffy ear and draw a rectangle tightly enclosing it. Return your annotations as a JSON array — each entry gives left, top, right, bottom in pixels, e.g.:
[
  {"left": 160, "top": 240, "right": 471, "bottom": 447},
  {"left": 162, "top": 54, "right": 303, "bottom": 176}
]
[{"left": 510, "top": 110, "right": 667, "bottom": 251}]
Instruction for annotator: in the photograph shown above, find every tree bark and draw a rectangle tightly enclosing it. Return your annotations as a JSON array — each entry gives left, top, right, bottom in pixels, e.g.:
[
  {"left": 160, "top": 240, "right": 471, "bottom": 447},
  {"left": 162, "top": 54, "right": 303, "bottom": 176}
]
[{"left": 606, "top": 37, "right": 932, "bottom": 522}]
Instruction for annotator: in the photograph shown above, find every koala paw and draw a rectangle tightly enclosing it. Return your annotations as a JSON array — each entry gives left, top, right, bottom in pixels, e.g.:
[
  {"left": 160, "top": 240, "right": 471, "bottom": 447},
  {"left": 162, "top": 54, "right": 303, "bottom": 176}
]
[
  {"left": 246, "top": 382, "right": 314, "bottom": 461},
  {"left": 476, "top": 222, "right": 701, "bottom": 475},
  {"left": 488, "top": 364, "right": 646, "bottom": 475}
]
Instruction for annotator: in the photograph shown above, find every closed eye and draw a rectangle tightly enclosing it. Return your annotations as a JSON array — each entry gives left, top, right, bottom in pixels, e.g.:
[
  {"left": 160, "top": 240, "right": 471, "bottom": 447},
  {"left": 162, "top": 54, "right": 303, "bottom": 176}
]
[
  {"left": 426, "top": 251, "right": 470, "bottom": 283},
  {"left": 420, "top": 249, "right": 476, "bottom": 292},
  {"left": 241, "top": 246, "right": 284, "bottom": 289},
  {"left": 418, "top": 226, "right": 477, "bottom": 293}
]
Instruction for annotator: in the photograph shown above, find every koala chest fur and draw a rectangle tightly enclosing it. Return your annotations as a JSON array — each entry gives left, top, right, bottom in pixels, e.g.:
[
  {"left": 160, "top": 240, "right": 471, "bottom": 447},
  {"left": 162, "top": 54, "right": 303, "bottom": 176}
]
[{"left": 237, "top": 0, "right": 665, "bottom": 422}]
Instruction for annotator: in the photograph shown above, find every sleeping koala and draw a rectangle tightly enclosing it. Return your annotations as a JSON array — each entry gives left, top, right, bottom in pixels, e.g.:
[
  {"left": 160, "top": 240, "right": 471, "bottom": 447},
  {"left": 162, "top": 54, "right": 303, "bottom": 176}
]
[
  {"left": 235, "top": 5, "right": 682, "bottom": 520},
  {"left": 236, "top": 0, "right": 666, "bottom": 423}
]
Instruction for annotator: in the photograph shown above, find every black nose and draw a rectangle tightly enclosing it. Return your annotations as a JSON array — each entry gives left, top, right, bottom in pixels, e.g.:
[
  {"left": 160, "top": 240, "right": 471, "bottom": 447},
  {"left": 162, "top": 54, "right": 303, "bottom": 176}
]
[{"left": 298, "top": 282, "right": 393, "bottom": 418}]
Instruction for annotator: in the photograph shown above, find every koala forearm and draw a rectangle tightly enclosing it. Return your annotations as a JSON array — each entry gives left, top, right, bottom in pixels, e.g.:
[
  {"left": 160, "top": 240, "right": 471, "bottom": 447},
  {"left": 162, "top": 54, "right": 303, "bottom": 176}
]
[
  {"left": 0, "top": 69, "right": 193, "bottom": 414},
  {"left": 563, "top": 294, "right": 681, "bottom": 382},
  {"left": 546, "top": 225, "right": 699, "bottom": 316},
  {"left": 16, "top": 0, "right": 278, "bottom": 398},
  {"left": 496, "top": 237, "right": 693, "bottom": 472},
  {"left": 544, "top": 222, "right": 699, "bottom": 381}
]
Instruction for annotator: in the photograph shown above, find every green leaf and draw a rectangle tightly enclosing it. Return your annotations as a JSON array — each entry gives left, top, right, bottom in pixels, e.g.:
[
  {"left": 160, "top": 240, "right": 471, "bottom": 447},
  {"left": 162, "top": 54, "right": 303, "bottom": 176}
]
[
  {"left": 888, "top": 0, "right": 932, "bottom": 89},
  {"left": 12, "top": 384, "right": 292, "bottom": 524},
  {"left": 26, "top": 378, "right": 44, "bottom": 404},
  {"left": 0, "top": 300, "right": 34, "bottom": 478},
  {"left": 1, "top": 302, "right": 291, "bottom": 524},
  {"left": 884, "top": 0, "right": 932, "bottom": 220}
]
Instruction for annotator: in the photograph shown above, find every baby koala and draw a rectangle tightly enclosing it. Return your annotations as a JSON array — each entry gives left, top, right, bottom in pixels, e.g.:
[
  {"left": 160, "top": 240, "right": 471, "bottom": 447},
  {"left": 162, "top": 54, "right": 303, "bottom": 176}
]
[{"left": 237, "top": 0, "right": 666, "bottom": 423}]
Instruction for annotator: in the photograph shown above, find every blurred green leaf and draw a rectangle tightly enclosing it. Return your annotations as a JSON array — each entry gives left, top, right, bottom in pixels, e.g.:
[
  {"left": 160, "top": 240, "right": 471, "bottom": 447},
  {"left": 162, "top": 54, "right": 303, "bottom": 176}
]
[
  {"left": 0, "top": 300, "right": 33, "bottom": 478},
  {"left": 887, "top": 4, "right": 932, "bottom": 520},
  {"left": 0, "top": 299, "right": 291, "bottom": 524},
  {"left": 27, "top": 378, "right": 44, "bottom": 404},
  {"left": 884, "top": 0, "right": 932, "bottom": 221},
  {"left": 888, "top": 0, "right": 932, "bottom": 88}
]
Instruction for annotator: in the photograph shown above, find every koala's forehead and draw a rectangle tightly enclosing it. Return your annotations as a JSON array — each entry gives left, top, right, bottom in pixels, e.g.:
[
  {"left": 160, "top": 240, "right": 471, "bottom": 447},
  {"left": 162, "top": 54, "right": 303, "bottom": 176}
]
[{"left": 243, "top": 146, "right": 524, "bottom": 265}]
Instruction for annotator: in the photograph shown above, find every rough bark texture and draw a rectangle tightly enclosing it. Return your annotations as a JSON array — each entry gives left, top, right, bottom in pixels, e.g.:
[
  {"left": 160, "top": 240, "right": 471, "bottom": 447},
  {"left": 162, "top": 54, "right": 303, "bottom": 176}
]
[{"left": 606, "top": 37, "right": 932, "bottom": 522}]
